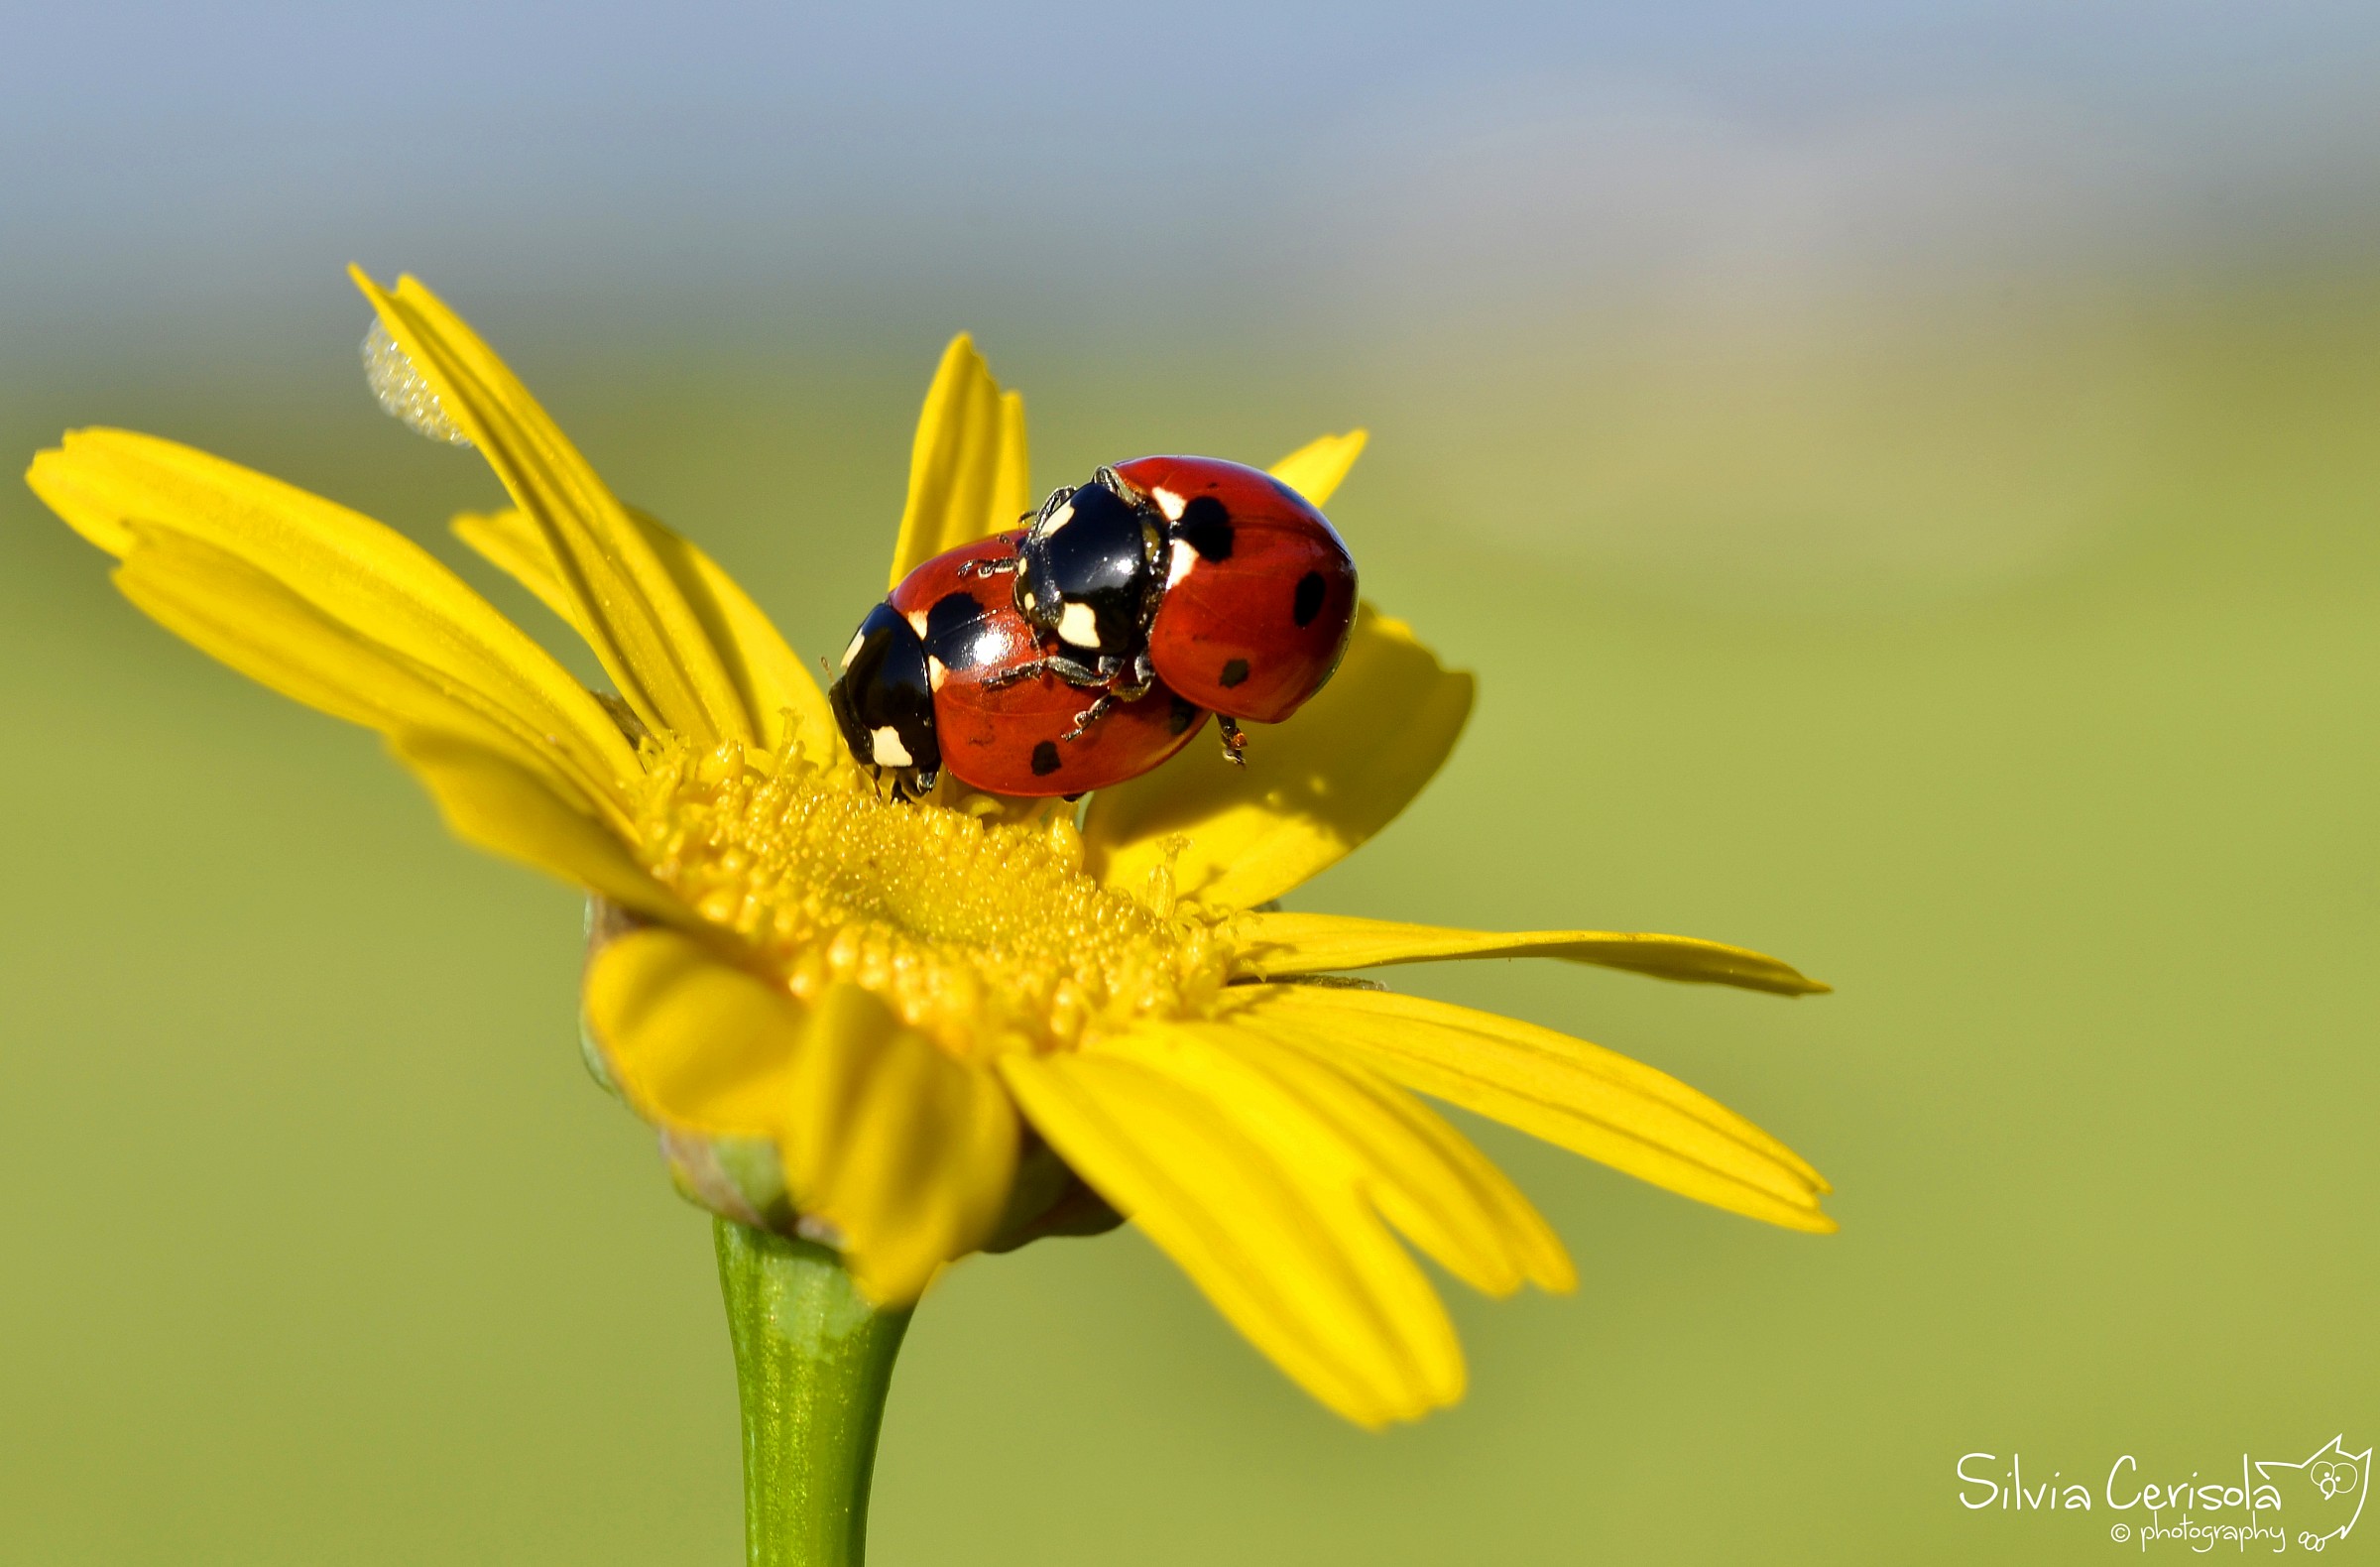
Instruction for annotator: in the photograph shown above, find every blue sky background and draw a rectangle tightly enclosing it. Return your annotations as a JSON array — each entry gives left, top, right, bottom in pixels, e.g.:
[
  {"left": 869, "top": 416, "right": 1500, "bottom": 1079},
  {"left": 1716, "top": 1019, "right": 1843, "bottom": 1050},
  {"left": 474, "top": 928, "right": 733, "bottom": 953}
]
[
  {"left": 15, "top": 3, "right": 2380, "bottom": 603},
  {"left": 9, "top": 1, "right": 2380, "bottom": 354}
]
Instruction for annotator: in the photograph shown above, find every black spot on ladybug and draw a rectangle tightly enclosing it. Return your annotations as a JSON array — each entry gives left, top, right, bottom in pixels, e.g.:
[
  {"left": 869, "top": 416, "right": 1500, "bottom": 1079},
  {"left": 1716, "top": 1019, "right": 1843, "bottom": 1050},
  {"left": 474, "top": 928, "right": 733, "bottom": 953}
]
[
  {"left": 1220, "top": 659, "right": 1250, "bottom": 688},
  {"left": 1030, "top": 740, "right": 1062, "bottom": 776},
  {"left": 1168, "top": 696, "right": 1198, "bottom": 735},
  {"left": 1291, "top": 571, "right": 1326, "bottom": 627},
  {"left": 1177, "top": 496, "right": 1235, "bottom": 561},
  {"left": 924, "top": 590, "right": 993, "bottom": 666}
]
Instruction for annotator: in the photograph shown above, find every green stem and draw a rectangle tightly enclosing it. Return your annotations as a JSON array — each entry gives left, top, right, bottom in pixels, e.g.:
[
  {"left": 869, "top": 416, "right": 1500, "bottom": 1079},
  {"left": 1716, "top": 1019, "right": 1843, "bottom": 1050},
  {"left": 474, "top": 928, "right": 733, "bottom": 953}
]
[{"left": 715, "top": 1219, "right": 913, "bottom": 1567}]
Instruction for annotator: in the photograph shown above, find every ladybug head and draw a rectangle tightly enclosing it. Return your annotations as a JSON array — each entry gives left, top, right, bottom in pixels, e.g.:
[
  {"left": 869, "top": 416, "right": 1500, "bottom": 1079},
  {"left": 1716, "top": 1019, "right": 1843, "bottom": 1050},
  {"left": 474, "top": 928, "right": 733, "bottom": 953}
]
[
  {"left": 1013, "top": 470, "right": 1165, "bottom": 660},
  {"left": 828, "top": 601, "right": 941, "bottom": 796}
]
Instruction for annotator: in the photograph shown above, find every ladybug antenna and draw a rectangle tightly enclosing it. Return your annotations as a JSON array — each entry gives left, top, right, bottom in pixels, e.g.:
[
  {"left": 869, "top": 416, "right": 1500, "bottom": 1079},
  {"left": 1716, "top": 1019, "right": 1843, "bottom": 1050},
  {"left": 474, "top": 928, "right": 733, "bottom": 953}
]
[{"left": 1031, "top": 484, "right": 1079, "bottom": 529}]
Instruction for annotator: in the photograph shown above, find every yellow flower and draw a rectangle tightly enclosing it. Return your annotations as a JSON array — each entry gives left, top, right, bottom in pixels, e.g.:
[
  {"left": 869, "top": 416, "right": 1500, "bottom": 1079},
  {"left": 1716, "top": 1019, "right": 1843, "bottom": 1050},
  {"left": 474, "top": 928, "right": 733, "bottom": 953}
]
[{"left": 25, "top": 270, "right": 1834, "bottom": 1429}]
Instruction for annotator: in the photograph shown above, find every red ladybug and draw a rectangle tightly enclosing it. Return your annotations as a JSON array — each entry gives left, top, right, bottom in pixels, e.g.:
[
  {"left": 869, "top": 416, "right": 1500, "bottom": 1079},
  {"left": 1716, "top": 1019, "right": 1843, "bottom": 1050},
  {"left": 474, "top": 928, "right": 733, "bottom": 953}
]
[
  {"left": 1115, "top": 455, "right": 1360, "bottom": 721},
  {"left": 828, "top": 532, "right": 1209, "bottom": 798},
  {"left": 983, "top": 456, "right": 1359, "bottom": 758}
]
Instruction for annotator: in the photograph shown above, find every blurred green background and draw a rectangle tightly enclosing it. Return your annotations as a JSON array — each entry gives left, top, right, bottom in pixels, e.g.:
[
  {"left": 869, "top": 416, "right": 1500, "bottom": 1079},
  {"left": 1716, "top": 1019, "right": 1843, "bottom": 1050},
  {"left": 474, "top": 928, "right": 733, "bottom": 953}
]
[{"left": 5, "top": 6, "right": 2379, "bottom": 1564}]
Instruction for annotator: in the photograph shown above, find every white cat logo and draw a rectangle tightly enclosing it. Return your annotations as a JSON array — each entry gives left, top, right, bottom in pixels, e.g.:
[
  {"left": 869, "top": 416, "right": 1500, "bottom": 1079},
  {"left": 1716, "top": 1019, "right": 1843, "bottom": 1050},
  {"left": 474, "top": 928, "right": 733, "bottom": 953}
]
[{"left": 2256, "top": 1435, "right": 2369, "bottom": 1551}]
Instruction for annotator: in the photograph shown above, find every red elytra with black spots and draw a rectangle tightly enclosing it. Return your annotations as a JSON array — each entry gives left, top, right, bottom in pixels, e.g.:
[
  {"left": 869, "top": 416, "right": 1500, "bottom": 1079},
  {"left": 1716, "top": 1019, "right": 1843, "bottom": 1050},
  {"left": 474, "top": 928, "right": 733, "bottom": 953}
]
[
  {"left": 1115, "top": 455, "right": 1361, "bottom": 723},
  {"left": 891, "top": 533, "right": 1210, "bottom": 796}
]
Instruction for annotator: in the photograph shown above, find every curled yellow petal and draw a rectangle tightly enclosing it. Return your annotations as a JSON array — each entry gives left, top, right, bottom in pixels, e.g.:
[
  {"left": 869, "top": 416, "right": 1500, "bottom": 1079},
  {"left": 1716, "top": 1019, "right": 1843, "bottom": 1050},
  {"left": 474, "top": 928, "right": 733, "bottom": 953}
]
[
  {"left": 387, "top": 730, "right": 692, "bottom": 927},
  {"left": 1230, "top": 985, "right": 1835, "bottom": 1233},
  {"left": 1230, "top": 911, "right": 1830, "bottom": 996},
  {"left": 1082, "top": 604, "right": 1473, "bottom": 909},
  {"left": 888, "top": 335, "right": 1029, "bottom": 588},
  {"left": 1000, "top": 1046, "right": 1463, "bottom": 1426},
  {"left": 782, "top": 985, "right": 1017, "bottom": 1305},
  {"left": 29, "top": 428, "right": 636, "bottom": 812},
  {"left": 1267, "top": 428, "right": 1368, "bottom": 508},
  {"left": 454, "top": 505, "right": 843, "bottom": 771},
  {"left": 582, "top": 927, "right": 803, "bottom": 1138},
  {"left": 352, "top": 269, "right": 753, "bottom": 748}
]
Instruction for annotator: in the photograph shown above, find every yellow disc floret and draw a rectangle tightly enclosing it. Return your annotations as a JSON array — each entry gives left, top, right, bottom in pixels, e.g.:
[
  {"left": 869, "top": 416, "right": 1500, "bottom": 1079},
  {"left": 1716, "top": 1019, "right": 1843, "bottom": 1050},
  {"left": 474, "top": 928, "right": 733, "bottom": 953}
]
[{"left": 635, "top": 742, "right": 1232, "bottom": 1059}]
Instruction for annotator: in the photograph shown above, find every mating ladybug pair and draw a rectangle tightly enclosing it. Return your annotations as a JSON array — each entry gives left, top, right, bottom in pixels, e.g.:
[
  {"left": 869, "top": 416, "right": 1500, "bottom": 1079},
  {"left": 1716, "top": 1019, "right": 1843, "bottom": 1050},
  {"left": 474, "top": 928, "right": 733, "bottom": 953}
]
[{"left": 829, "top": 456, "right": 1359, "bottom": 797}]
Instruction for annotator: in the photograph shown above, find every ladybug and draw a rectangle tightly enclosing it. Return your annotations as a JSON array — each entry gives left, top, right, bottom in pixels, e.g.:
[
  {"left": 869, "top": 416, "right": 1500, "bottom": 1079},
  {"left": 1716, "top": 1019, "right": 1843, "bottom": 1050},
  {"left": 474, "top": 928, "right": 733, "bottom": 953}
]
[
  {"left": 970, "top": 456, "right": 1359, "bottom": 758},
  {"left": 829, "top": 532, "right": 1210, "bottom": 798}
]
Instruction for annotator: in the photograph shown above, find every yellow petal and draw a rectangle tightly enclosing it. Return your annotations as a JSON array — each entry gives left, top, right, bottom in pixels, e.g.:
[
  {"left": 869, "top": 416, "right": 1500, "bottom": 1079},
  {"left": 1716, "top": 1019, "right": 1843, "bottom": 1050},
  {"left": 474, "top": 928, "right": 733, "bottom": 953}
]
[
  {"left": 387, "top": 730, "right": 692, "bottom": 926},
  {"left": 112, "top": 529, "right": 487, "bottom": 736},
  {"left": 582, "top": 927, "right": 803, "bottom": 1138},
  {"left": 29, "top": 428, "right": 637, "bottom": 811},
  {"left": 351, "top": 269, "right": 753, "bottom": 748},
  {"left": 782, "top": 985, "right": 1017, "bottom": 1305},
  {"left": 1230, "top": 911, "right": 1831, "bottom": 996},
  {"left": 1082, "top": 604, "right": 1473, "bottom": 908},
  {"left": 111, "top": 527, "right": 639, "bottom": 848},
  {"left": 887, "top": 334, "right": 1027, "bottom": 588},
  {"left": 450, "top": 507, "right": 583, "bottom": 630},
  {"left": 993, "top": 389, "right": 1032, "bottom": 534},
  {"left": 999, "top": 1047, "right": 1463, "bottom": 1426},
  {"left": 1102, "top": 1021, "right": 1572, "bottom": 1297},
  {"left": 1266, "top": 428, "right": 1368, "bottom": 508},
  {"left": 1230, "top": 985, "right": 1836, "bottom": 1233},
  {"left": 454, "top": 505, "right": 843, "bottom": 771},
  {"left": 1329, "top": 1044, "right": 1577, "bottom": 1293}
]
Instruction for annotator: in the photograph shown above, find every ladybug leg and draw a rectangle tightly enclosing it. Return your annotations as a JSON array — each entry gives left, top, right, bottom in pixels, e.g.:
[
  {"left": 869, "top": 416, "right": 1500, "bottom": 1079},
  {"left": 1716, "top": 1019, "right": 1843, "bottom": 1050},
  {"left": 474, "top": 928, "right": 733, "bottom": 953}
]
[
  {"left": 1045, "top": 653, "right": 1113, "bottom": 688},
  {"left": 979, "top": 653, "right": 1110, "bottom": 691},
  {"left": 1061, "top": 692, "right": 1117, "bottom": 741},
  {"left": 1217, "top": 715, "right": 1249, "bottom": 766},
  {"left": 877, "top": 762, "right": 936, "bottom": 801},
  {"left": 978, "top": 660, "right": 1043, "bottom": 690},
  {"left": 1108, "top": 651, "right": 1156, "bottom": 702}
]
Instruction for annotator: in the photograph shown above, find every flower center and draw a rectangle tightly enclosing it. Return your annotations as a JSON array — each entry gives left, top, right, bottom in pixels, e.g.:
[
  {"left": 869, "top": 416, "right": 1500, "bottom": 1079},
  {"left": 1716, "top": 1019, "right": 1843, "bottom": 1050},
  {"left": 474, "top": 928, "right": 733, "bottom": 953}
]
[{"left": 634, "top": 744, "right": 1231, "bottom": 1058}]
